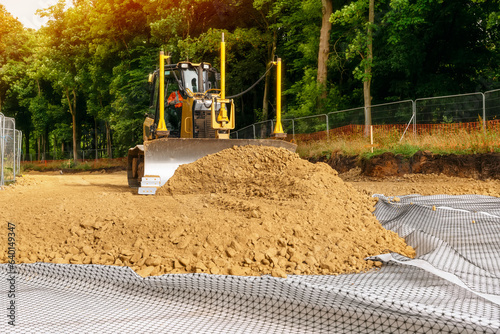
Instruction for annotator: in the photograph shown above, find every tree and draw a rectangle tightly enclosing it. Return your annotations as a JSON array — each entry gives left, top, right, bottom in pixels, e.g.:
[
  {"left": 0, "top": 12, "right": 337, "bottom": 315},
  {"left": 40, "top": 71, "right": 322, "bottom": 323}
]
[
  {"left": 377, "top": 0, "right": 500, "bottom": 99},
  {"left": 1, "top": 0, "right": 499, "bottom": 160},
  {"left": 253, "top": 0, "right": 281, "bottom": 124},
  {"left": 36, "top": 1, "right": 85, "bottom": 162},
  {"left": 0, "top": 5, "right": 36, "bottom": 155},
  {"left": 0, "top": 5, "right": 29, "bottom": 114},
  {"left": 317, "top": 0, "right": 333, "bottom": 100},
  {"left": 331, "top": 0, "right": 375, "bottom": 136}
]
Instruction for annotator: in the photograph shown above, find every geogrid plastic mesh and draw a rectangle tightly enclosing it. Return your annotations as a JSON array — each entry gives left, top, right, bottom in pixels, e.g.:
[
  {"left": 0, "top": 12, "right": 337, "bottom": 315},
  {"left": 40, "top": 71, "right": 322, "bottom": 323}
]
[{"left": 1, "top": 194, "right": 499, "bottom": 333}]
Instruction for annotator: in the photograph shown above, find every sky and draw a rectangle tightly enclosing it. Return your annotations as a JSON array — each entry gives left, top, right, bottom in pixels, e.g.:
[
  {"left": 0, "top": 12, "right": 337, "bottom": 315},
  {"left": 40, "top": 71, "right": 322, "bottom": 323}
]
[{"left": 1, "top": 0, "right": 73, "bottom": 30}]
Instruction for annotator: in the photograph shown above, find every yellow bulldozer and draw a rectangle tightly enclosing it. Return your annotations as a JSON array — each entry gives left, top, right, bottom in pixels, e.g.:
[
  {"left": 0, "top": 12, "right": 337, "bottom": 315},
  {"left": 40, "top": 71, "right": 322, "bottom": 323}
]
[{"left": 127, "top": 35, "right": 296, "bottom": 194}]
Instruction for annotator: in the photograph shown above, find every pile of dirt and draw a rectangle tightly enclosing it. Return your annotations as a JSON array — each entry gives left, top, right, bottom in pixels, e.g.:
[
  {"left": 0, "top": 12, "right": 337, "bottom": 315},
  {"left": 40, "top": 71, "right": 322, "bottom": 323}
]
[
  {"left": 0, "top": 145, "right": 415, "bottom": 278},
  {"left": 154, "top": 145, "right": 414, "bottom": 277}
]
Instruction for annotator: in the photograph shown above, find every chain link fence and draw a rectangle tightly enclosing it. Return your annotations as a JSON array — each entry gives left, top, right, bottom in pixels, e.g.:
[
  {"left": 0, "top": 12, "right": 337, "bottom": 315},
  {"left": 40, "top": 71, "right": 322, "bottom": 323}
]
[
  {"left": 1, "top": 113, "right": 22, "bottom": 187},
  {"left": 230, "top": 120, "right": 274, "bottom": 139},
  {"left": 232, "top": 89, "right": 500, "bottom": 140},
  {"left": 485, "top": 89, "right": 500, "bottom": 122},
  {"left": 415, "top": 93, "right": 485, "bottom": 125},
  {"left": 15, "top": 129, "right": 21, "bottom": 176}
]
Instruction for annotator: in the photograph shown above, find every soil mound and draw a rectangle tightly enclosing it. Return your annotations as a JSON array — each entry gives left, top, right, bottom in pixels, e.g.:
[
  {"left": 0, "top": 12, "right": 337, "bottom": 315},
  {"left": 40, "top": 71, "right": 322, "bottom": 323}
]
[{"left": 154, "top": 145, "right": 414, "bottom": 277}]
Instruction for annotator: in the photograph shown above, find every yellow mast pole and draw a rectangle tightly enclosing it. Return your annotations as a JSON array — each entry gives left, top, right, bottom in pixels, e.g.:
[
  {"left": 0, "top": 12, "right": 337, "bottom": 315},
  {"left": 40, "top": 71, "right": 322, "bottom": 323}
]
[
  {"left": 216, "top": 33, "right": 231, "bottom": 133},
  {"left": 221, "top": 33, "right": 225, "bottom": 101},
  {"left": 211, "top": 33, "right": 235, "bottom": 138},
  {"left": 157, "top": 51, "right": 168, "bottom": 133},
  {"left": 273, "top": 58, "right": 285, "bottom": 136},
  {"left": 217, "top": 33, "right": 229, "bottom": 127}
]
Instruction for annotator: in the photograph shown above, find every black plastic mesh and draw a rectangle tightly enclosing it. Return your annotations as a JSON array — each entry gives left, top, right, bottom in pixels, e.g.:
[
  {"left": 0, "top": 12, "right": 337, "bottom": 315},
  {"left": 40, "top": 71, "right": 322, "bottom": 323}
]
[{"left": 1, "top": 194, "right": 499, "bottom": 333}]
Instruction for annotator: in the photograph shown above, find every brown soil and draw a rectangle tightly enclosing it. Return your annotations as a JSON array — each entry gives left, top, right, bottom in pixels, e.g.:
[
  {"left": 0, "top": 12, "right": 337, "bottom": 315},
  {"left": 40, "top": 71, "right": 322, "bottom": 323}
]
[
  {"left": 311, "top": 151, "right": 500, "bottom": 179},
  {"left": 1, "top": 145, "right": 415, "bottom": 278},
  {"left": 340, "top": 167, "right": 500, "bottom": 197}
]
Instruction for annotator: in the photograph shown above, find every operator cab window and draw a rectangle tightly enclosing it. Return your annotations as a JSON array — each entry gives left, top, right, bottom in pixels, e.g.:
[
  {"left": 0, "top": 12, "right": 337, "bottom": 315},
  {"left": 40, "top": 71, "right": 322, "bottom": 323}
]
[{"left": 183, "top": 69, "right": 198, "bottom": 93}]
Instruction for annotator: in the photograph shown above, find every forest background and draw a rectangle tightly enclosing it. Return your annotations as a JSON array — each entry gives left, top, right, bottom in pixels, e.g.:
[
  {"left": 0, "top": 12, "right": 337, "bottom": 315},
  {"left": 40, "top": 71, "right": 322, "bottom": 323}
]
[{"left": 0, "top": 0, "right": 499, "bottom": 161}]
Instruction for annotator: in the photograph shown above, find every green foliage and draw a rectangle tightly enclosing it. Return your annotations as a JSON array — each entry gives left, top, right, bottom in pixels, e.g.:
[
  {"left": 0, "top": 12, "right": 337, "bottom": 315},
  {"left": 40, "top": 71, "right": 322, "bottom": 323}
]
[
  {"left": 74, "top": 162, "right": 92, "bottom": 171},
  {"left": 330, "top": 0, "right": 374, "bottom": 83},
  {"left": 286, "top": 67, "right": 322, "bottom": 118},
  {"left": 61, "top": 159, "right": 76, "bottom": 169},
  {"left": 361, "top": 143, "right": 420, "bottom": 159},
  {"left": 375, "top": 0, "right": 500, "bottom": 99},
  {"left": 0, "top": 0, "right": 499, "bottom": 160},
  {"left": 21, "top": 163, "right": 38, "bottom": 172}
]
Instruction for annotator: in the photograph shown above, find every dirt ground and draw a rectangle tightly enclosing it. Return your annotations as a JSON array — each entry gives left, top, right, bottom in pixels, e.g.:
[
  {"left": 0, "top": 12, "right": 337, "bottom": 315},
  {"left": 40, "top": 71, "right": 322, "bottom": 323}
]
[
  {"left": 340, "top": 167, "right": 500, "bottom": 197},
  {"left": 1, "top": 147, "right": 498, "bottom": 279}
]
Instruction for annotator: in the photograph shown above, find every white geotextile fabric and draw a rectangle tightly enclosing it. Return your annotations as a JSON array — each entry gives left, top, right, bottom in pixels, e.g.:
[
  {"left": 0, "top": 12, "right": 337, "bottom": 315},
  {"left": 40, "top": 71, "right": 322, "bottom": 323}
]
[{"left": 1, "top": 194, "right": 499, "bottom": 333}]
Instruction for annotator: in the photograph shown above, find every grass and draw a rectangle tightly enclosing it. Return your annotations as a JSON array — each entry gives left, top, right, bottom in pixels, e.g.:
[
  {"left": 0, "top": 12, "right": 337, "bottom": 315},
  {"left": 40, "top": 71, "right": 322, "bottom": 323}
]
[
  {"left": 296, "top": 127, "right": 500, "bottom": 160},
  {"left": 21, "top": 158, "right": 127, "bottom": 173}
]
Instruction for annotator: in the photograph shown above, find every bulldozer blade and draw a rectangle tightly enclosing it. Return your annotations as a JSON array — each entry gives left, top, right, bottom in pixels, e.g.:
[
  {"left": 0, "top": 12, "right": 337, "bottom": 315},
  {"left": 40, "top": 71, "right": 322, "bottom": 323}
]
[{"left": 127, "top": 138, "right": 297, "bottom": 189}]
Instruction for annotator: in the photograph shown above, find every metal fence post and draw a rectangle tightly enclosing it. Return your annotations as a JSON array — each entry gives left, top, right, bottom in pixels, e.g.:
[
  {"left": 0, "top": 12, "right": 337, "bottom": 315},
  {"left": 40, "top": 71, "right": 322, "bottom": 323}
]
[
  {"left": 412, "top": 100, "right": 416, "bottom": 135},
  {"left": 252, "top": 124, "right": 256, "bottom": 139},
  {"left": 481, "top": 92, "right": 486, "bottom": 128},
  {"left": 325, "top": 114, "right": 329, "bottom": 140},
  {"left": 484, "top": 89, "right": 500, "bottom": 130},
  {"left": 16, "top": 130, "right": 21, "bottom": 176}
]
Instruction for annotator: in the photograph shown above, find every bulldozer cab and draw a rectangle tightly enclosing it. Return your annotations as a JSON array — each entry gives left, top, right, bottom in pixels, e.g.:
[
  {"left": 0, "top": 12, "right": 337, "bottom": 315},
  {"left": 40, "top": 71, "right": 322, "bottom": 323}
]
[
  {"left": 147, "top": 62, "right": 220, "bottom": 140},
  {"left": 178, "top": 62, "right": 218, "bottom": 95}
]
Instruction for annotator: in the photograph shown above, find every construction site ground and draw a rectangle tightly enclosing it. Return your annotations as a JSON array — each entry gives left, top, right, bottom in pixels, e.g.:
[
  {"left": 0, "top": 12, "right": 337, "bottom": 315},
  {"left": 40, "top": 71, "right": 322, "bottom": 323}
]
[
  {"left": 1, "top": 159, "right": 499, "bottom": 277},
  {"left": 340, "top": 167, "right": 500, "bottom": 197},
  {"left": 2, "top": 149, "right": 500, "bottom": 332}
]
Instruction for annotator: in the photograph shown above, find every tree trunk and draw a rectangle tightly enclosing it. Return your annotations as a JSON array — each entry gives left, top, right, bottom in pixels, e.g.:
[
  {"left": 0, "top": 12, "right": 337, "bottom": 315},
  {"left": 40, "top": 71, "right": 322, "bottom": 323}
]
[
  {"left": 37, "top": 136, "right": 41, "bottom": 161},
  {"left": 66, "top": 88, "right": 78, "bottom": 163},
  {"left": 317, "top": 0, "right": 333, "bottom": 101},
  {"left": 41, "top": 135, "right": 44, "bottom": 159},
  {"left": 72, "top": 112, "right": 77, "bottom": 162},
  {"left": 106, "top": 121, "right": 112, "bottom": 158},
  {"left": 53, "top": 133, "right": 57, "bottom": 160},
  {"left": 364, "top": 0, "right": 374, "bottom": 137},
  {"left": 23, "top": 127, "right": 30, "bottom": 159},
  {"left": 44, "top": 128, "right": 48, "bottom": 159},
  {"left": 94, "top": 118, "right": 98, "bottom": 160}
]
